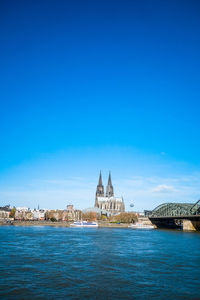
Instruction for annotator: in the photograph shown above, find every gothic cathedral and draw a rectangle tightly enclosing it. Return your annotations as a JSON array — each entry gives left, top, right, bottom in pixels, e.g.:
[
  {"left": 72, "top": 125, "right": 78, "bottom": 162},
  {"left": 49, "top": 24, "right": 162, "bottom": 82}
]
[{"left": 95, "top": 171, "right": 125, "bottom": 215}]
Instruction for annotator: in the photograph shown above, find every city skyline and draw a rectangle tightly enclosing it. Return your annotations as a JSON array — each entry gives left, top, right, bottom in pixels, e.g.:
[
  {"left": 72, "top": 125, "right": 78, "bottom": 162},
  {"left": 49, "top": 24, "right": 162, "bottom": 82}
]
[{"left": 1, "top": 159, "right": 200, "bottom": 211}]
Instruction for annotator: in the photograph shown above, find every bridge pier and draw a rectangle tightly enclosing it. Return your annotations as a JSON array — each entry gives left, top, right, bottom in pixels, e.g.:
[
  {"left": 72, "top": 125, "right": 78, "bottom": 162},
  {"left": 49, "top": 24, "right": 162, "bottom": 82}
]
[
  {"left": 149, "top": 218, "right": 181, "bottom": 229},
  {"left": 182, "top": 220, "right": 200, "bottom": 231},
  {"left": 149, "top": 201, "right": 200, "bottom": 231}
]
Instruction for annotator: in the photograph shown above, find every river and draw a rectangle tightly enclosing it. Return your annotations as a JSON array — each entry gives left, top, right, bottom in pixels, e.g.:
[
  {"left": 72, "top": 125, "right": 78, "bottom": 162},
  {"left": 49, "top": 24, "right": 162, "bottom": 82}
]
[{"left": 0, "top": 226, "right": 200, "bottom": 299}]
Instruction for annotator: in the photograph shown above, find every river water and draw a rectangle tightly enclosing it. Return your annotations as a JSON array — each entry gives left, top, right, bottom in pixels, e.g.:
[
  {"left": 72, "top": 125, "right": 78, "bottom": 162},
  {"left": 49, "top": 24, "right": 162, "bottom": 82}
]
[{"left": 0, "top": 226, "right": 200, "bottom": 299}]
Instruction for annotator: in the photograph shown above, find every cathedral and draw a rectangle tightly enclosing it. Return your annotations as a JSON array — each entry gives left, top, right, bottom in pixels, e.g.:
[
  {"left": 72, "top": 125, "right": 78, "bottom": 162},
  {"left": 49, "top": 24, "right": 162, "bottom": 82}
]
[{"left": 95, "top": 171, "right": 125, "bottom": 215}]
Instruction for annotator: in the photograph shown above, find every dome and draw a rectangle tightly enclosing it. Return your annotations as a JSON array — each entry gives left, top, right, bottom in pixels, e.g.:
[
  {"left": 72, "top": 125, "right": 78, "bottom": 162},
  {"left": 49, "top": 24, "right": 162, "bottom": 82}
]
[{"left": 82, "top": 207, "right": 108, "bottom": 215}]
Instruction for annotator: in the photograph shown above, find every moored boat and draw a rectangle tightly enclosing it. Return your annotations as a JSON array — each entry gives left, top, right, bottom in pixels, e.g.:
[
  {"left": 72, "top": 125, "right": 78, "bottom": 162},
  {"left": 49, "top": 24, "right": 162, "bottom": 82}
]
[
  {"left": 70, "top": 221, "right": 98, "bottom": 227},
  {"left": 129, "top": 222, "right": 155, "bottom": 229}
]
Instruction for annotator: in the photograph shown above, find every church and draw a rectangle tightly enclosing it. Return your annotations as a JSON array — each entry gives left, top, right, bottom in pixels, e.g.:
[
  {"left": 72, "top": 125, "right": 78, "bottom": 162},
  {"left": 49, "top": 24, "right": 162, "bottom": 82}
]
[{"left": 94, "top": 171, "right": 125, "bottom": 215}]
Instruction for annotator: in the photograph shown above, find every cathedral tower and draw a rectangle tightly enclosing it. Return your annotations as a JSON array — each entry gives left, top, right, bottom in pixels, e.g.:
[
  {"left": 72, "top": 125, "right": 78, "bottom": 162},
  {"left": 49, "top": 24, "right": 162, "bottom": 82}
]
[
  {"left": 95, "top": 171, "right": 104, "bottom": 207},
  {"left": 106, "top": 172, "right": 114, "bottom": 197},
  {"left": 94, "top": 171, "right": 125, "bottom": 214}
]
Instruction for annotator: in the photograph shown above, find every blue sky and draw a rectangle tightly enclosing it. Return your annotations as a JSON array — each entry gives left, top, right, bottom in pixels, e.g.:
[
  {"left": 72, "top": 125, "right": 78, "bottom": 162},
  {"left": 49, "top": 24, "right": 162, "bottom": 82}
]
[{"left": 0, "top": 0, "right": 200, "bottom": 211}]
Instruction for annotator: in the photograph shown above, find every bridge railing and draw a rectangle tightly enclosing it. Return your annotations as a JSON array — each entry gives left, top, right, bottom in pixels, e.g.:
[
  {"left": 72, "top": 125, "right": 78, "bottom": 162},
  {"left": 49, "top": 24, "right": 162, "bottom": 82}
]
[
  {"left": 149, "top": 202, "right": 200, "bottom": 218},
  {"left": 190, "top": 200, "right": 200, "bottom": 215}
]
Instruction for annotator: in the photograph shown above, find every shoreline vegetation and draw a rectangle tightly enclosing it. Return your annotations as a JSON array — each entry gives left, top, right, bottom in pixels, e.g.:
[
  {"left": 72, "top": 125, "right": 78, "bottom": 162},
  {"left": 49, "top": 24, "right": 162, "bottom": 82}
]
[
  {"left": 0, "top": 210, "right": 138, "bottom": 228},
  {"left": 0, "top": 220, "right": 131, "bottom": 228}
]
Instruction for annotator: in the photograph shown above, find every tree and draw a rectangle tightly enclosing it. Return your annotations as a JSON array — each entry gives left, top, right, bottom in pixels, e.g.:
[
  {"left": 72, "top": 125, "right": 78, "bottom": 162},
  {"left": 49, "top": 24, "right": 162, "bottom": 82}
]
[
  {"left": 10, "top": 207, "right": 16, "bottom": 218},
  {"left": 109, "top": 212, "right": 137, "bottom": 223},
  {"left": 82, "top": 212, "right": 97, "bottom": 221}
]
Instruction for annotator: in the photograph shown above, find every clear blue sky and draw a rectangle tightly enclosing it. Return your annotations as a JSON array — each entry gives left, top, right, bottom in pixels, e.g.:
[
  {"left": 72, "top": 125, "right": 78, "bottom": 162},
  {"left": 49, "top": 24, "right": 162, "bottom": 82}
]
[{"left": 0, "top": 0, "right": 200, "bottom": 210}]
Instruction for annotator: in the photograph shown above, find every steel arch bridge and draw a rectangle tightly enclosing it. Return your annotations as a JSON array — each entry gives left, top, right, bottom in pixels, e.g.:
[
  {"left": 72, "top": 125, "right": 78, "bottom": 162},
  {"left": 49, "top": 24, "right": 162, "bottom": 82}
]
[{"left": 149, "top": 200, "right": 200, "bottom": 218}]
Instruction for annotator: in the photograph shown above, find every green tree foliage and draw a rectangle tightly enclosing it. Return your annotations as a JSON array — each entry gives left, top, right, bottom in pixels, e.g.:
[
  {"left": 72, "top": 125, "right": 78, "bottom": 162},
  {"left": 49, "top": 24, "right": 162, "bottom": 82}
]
[
  {"left": 10, "top": 207, "right": 16, "bottom": 218},
  {"left": 101, "top": 215, "right": 107, "bottom": 221}
]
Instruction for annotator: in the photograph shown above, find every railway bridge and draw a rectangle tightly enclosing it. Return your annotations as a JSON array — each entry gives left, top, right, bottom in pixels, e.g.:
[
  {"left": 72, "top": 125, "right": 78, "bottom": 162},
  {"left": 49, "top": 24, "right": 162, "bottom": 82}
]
[{"left": 148, "top": 200, "right": 200, "bottom": 231}]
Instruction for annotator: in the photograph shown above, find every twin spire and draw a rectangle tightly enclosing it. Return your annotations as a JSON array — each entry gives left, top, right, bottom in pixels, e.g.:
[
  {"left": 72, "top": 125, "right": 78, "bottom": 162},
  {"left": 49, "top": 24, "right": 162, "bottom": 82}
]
[
  {"left": 96, "top": 171, "right": 114, "bottom": 198},
  {"left": 107, "top": 172, "right": 112, "bottom": 186},
  {"left": 106, "top": 172, "right": 114, "bottom": 197},
  {"left": 98, "top": 171, "right": 103, "bottom": 186}
]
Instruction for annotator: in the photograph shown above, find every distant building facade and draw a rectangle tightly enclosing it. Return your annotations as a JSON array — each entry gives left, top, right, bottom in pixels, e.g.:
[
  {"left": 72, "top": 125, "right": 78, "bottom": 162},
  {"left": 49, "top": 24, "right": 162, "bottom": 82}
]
[
  {"left": 95, "top": 172, "right": 125, "bottom": 215},
  {"left": 45, "top": 206, "right": 82, "bottom": 221},
  {"left": 0, "top": 205, "right": 11, "bottom": 220}
]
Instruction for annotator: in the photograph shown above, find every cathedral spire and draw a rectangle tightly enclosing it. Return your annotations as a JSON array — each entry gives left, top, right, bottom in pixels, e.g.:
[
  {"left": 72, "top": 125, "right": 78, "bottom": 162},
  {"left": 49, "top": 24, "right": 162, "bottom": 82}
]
[
  {"left": 108, "top": 171, "right": 112, "bottom": 186},
  {"left": 98, "top": 171, "right": 103, "bottom": 186},
  {"left": 95, "top": 171, "right": 104, "bottom": 207},
  {"left": 106, "top": 171, "right": 114, "bottom": 197}
]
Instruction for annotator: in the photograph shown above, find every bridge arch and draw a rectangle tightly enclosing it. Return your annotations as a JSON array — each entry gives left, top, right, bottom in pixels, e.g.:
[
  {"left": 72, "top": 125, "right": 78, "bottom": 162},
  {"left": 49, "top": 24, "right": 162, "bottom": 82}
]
[{"left": 150, "top": 203, "right": 195, "bottom": 217}]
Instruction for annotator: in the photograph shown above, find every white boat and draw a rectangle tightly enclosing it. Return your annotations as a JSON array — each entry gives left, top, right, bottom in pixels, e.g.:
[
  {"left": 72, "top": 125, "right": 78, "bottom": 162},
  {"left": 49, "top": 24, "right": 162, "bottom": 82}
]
[
  {"left": 129, "top": 222, "right": 155, "bottom": 229},
  {"left": 70, "top": 221, "right": 98, "bottom": 227}
]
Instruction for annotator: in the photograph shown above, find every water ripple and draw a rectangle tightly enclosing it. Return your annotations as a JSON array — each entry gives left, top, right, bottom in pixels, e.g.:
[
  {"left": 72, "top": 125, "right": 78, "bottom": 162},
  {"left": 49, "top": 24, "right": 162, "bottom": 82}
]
[{"left": 0, "top": 226, "right": 200, "bottom": 299}]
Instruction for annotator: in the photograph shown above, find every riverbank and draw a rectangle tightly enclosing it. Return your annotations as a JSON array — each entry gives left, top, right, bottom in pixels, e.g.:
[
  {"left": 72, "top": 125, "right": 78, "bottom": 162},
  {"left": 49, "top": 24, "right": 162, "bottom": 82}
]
[{"left": 0, "top": 220, "right": 130, "bottom": 228}]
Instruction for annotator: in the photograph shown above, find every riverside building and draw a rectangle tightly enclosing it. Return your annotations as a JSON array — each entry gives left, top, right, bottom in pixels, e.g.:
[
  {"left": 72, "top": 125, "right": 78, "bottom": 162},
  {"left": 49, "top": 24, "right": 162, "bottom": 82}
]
[{"left": 94, "top": 172, "right": 125, "bottom": 215}]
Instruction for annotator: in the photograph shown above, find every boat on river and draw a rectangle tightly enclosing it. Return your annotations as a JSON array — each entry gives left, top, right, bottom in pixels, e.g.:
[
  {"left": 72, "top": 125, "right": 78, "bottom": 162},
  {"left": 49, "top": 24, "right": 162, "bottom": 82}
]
[
  {"left": 129, "top": 223, "right": 155, "bottom": 229},
  {"left": 70, "top": 221, "right": 98, "bottom": 227}
]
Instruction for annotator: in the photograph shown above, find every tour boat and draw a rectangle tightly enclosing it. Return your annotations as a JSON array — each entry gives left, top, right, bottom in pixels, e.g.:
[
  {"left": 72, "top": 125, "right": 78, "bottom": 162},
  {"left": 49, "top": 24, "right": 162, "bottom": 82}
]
[
  {"left": 70, "top": 221, "right": 98, "bottom": 227},
  {"left": 129, "top": 223, "right": 155, "bottom": 229}
]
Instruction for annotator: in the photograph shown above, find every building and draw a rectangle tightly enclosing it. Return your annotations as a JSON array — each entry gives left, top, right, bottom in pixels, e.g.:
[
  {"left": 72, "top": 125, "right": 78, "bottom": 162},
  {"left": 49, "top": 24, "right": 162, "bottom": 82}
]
[
  {"left": 0, "top": 205, "right": 11, "bottom": 220},
  {"left": 16, "top": 207, "right": 29, "bottom": 212},
  {"left": 31, "top": 209, "right": 46, "bottom": 220},
  {"left": 15, "top": 209, "right": 33, "bottom": 221},
  {"left": 45, "top": 206, "right": 82, "bottom": 221},
  {"left": 94, "top": 171, "right": 125, "bottom": 215}
]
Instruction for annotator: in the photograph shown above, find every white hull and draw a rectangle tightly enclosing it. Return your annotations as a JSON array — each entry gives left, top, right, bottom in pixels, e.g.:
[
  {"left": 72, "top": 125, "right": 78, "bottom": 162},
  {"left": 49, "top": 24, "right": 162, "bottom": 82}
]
[
  {"left": 129, "top": 223, "right": 154, "bottom": 229},
  {"left": 70, "top": 221, "right": 98, "bottom": 227}
]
